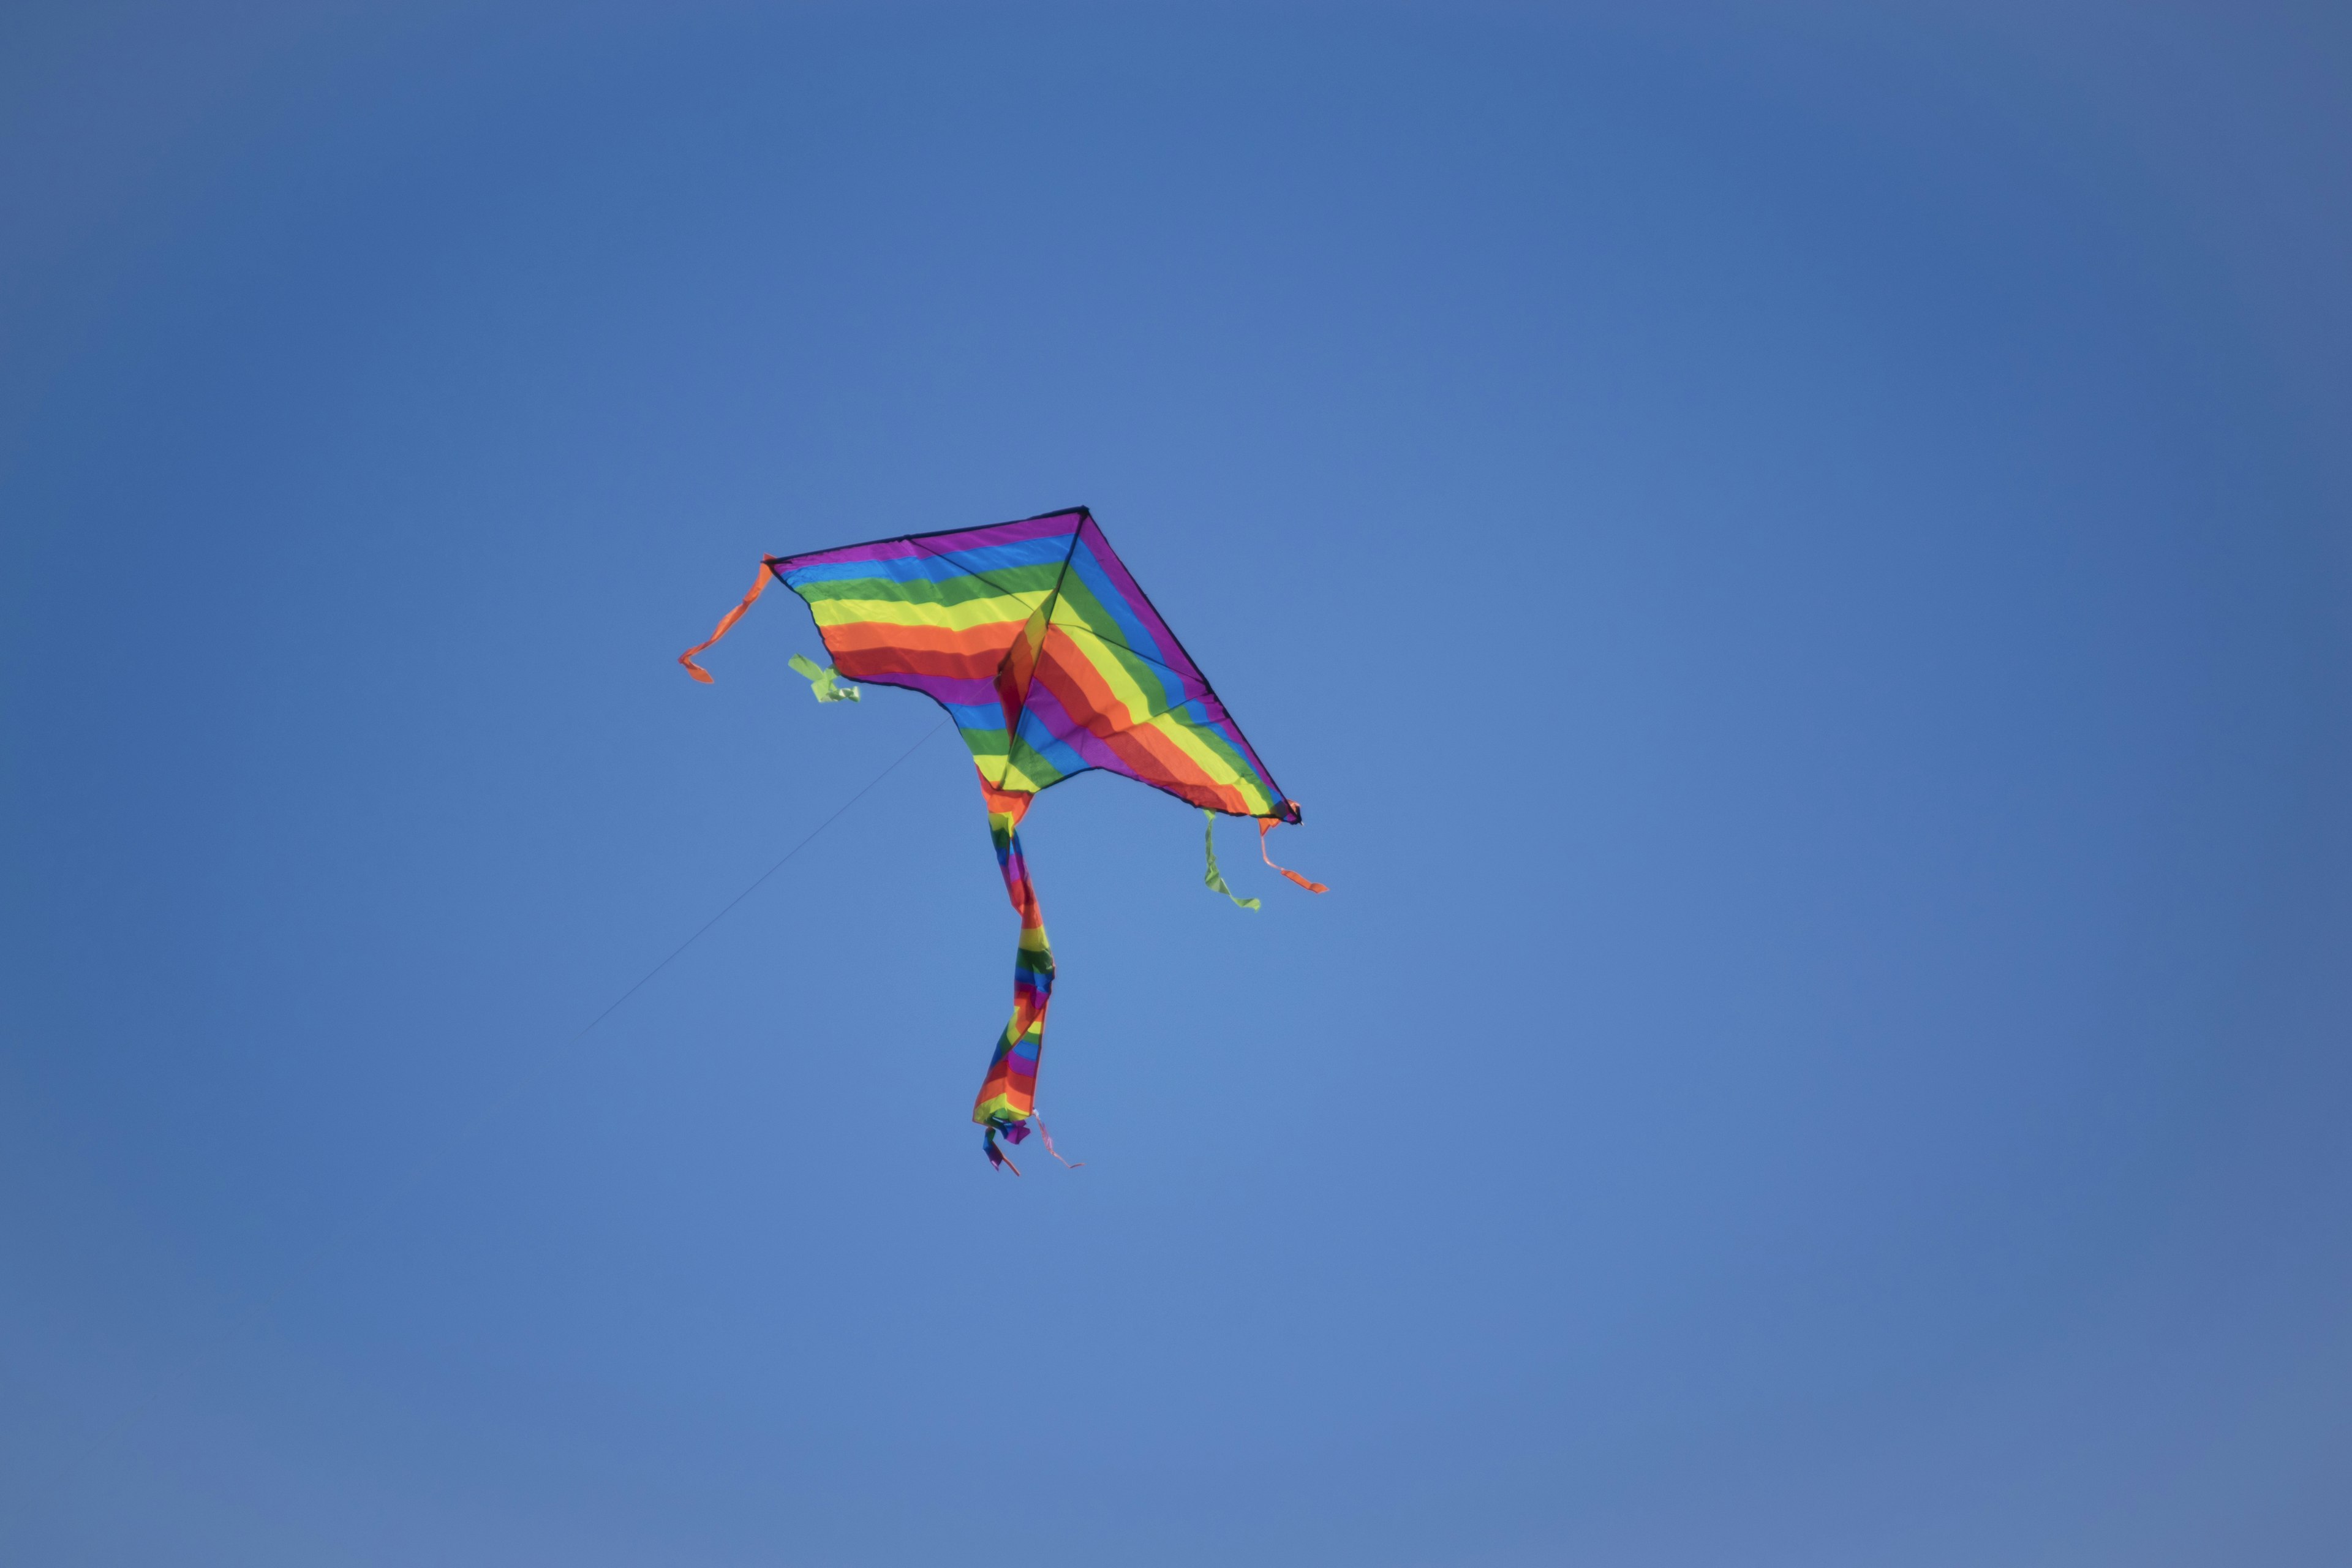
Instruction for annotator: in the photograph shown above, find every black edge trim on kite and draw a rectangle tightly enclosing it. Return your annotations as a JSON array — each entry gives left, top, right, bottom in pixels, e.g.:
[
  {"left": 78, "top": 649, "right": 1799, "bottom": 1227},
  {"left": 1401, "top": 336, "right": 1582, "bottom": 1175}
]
[
  {"left": 1074, "top": 510, "right": 1302, "bottom": 824},
  {"left": 767, "top": 505, "right": 1304, "bottom": 826},
  {"left": 765, "top": 505, "right": 1094, "bottom": 568}
]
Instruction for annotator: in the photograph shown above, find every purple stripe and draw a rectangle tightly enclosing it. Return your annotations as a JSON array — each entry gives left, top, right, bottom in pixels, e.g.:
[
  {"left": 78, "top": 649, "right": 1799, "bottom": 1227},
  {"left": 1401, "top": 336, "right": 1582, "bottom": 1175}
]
[
  {"left": 1073, "top": 516, "right": 1183, "bottom": 666},
  {"left": 772, "top": 511, "right": 1082, "bottom": 573},
  {"left": 1014, "top": 681, "right": 1128, "bottom": 775},
  {"left": 820, "top": 667, "right": 1001, "bottom": 710},
  {"left": 1079, "top": 516, "right": 1291, "bottom": 809}
]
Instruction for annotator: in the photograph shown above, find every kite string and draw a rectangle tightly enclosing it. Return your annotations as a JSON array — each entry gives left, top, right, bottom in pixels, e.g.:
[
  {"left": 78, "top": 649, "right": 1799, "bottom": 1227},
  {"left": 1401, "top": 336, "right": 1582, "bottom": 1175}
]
[
  {"left": 383, "top": 712, "right": 952, "bottom": 1207},
  {"left": 570, "top": 715, "right": 947, "bottom": 1042},
  {"left": 22, "top": 714, "right": 949, "bottom": 1504}
]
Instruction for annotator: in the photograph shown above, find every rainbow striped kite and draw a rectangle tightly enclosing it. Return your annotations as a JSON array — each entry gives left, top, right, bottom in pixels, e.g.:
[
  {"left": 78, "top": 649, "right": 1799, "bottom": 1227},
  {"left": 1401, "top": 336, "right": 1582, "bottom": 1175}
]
[{"left": 679, "top": 507, "right": 1323, "bottom": 1170}]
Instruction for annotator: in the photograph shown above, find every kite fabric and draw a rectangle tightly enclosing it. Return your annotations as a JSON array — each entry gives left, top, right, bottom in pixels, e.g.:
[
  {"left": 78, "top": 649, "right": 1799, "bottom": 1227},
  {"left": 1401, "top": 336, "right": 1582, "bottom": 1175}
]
[{"left": 679, "top": 505, "right": 1322, "bottom": 1169}]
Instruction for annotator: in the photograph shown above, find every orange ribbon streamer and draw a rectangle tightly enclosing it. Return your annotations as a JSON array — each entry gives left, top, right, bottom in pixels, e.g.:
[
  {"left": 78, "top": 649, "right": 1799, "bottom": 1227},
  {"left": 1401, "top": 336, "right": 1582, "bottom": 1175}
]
[
  {"left": 1257, "top": 810, "right": 1329, "bottom": 894},
  {"left": 677, "top": 560, "right": 775, "bottom": 683}
]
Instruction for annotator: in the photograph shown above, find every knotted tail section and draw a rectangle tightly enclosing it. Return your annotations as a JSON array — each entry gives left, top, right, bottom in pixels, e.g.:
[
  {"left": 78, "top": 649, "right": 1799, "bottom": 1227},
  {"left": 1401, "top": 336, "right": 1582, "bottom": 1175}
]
[{"left": 974, "top": 777, "right": 1054, "bottom": 1165}]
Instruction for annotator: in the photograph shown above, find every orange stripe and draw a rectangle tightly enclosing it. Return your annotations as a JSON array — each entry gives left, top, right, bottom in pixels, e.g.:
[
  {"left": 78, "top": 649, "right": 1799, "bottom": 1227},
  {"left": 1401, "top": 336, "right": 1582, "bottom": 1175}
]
[
  {"left": 826, "top": 621, "right": 1026, "bottom": 682},
  {"left": 824, "top": 619, "right": 1023, "bottom": 658},
  {"left": 1036, "top": 630, "right": 1140, "bottom": 734},
  {"left": 1101, "top": 723, "right": 1216, "bottom": 791},
  {"left": 980, "top": 777, "right": 1034, "bottom": 823}
]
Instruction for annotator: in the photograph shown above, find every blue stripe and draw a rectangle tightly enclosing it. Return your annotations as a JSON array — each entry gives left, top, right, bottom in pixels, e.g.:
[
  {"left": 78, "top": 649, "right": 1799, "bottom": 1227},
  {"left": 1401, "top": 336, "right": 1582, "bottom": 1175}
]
[
  {"left": 1009, "top": 707, "right": 1093, "bottom": 783},
  {"left": 1064, "top": 539, "right": 1179, "bottom": 671},
  {"left": 783, "top": 536, "right": 1066, "bottom": 590}
]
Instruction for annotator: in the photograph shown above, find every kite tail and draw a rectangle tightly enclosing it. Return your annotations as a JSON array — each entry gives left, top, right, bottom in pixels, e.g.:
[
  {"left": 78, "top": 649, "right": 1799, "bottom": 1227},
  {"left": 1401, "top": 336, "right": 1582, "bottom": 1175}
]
[
  {"left": 974, "top": 778, "right": 1053, "bottom": 1164},
  {"left": 1257, "top": 812, "right": 1330, "bottom": 894},
  {"left": 678, "top": 559, "right": 778, "bottom": 682}
]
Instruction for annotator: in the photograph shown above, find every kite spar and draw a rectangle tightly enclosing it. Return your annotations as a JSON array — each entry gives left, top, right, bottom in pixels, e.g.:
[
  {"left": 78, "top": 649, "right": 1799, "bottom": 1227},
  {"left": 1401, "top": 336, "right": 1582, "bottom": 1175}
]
[{"left": 680, "top": 506, "right": 1323, "bottom": 1169}]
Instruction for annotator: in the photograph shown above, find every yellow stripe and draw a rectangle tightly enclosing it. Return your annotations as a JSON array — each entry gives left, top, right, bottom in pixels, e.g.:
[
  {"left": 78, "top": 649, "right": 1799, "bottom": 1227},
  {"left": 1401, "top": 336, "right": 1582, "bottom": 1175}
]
[
  {"left": 998, "top": 756, "right": 1053, "bottom": 792},
  {"left": 1056, "top": 624, "right": 1166, "bottom": 728},
  {"left": 810, "top": 590, "right": 1041, "bottom": 631},
  {"left": 1139, "top": 711, "right": 1257, "bottom": 790}
]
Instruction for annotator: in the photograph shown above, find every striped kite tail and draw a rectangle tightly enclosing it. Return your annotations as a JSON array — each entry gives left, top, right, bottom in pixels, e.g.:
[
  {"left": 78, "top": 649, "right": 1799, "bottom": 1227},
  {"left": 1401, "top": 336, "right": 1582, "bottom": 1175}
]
[{"left": 975, "top": 780, "right": 1052, "bottom": 1170}]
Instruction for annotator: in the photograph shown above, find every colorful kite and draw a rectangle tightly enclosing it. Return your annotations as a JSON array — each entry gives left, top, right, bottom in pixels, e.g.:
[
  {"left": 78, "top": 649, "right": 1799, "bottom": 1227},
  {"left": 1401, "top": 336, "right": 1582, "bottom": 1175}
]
[{"left": 679, "top": 507, "right": 1323, "bottom": 1170}]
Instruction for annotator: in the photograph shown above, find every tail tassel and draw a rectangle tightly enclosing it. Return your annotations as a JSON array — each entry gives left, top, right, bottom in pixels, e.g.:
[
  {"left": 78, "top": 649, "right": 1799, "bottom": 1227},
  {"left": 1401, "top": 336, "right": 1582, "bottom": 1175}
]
[{"left": 1257, "top": 811, "right": 1329, "bottom": 894}]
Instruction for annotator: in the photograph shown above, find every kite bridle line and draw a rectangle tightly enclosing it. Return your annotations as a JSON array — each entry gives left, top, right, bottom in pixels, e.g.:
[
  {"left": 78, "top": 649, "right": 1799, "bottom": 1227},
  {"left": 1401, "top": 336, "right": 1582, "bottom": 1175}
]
[
  {"left": 21, "top": 712, "right": 953, "bottom": 1503},
  {"left": 570, "top": 715, "right": 951, "bottom": 1041}
]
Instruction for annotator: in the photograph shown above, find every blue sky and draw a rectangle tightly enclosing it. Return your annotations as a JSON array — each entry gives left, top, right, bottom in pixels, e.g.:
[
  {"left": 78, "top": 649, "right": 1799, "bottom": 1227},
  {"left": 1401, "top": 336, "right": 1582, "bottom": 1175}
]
[{"left": 2, "top": 4, "right": 2348, "bottom": 1563}]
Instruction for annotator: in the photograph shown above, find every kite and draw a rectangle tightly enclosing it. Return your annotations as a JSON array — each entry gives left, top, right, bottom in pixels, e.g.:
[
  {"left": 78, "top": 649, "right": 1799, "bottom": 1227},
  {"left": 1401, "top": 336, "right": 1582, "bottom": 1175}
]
[{"left": 678, "top": 506, "right": 1324, "bottom": 1170}]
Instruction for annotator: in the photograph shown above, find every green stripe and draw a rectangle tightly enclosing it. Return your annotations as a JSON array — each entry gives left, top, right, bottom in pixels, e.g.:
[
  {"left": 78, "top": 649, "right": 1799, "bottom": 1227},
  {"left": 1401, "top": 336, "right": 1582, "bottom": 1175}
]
[{"left": 794, "top": 564, "right": 1063, "bottom": 610}]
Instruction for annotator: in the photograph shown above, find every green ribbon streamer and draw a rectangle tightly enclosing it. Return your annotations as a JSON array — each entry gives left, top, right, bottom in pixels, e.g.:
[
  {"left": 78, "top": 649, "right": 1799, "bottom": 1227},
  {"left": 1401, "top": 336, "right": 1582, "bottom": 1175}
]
[
  {"left": 1202, "top": 809, "right": 1261, "bottom": 910},
  {"left": 788, "top": 653, "right": 861, "bottom": 703}
]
